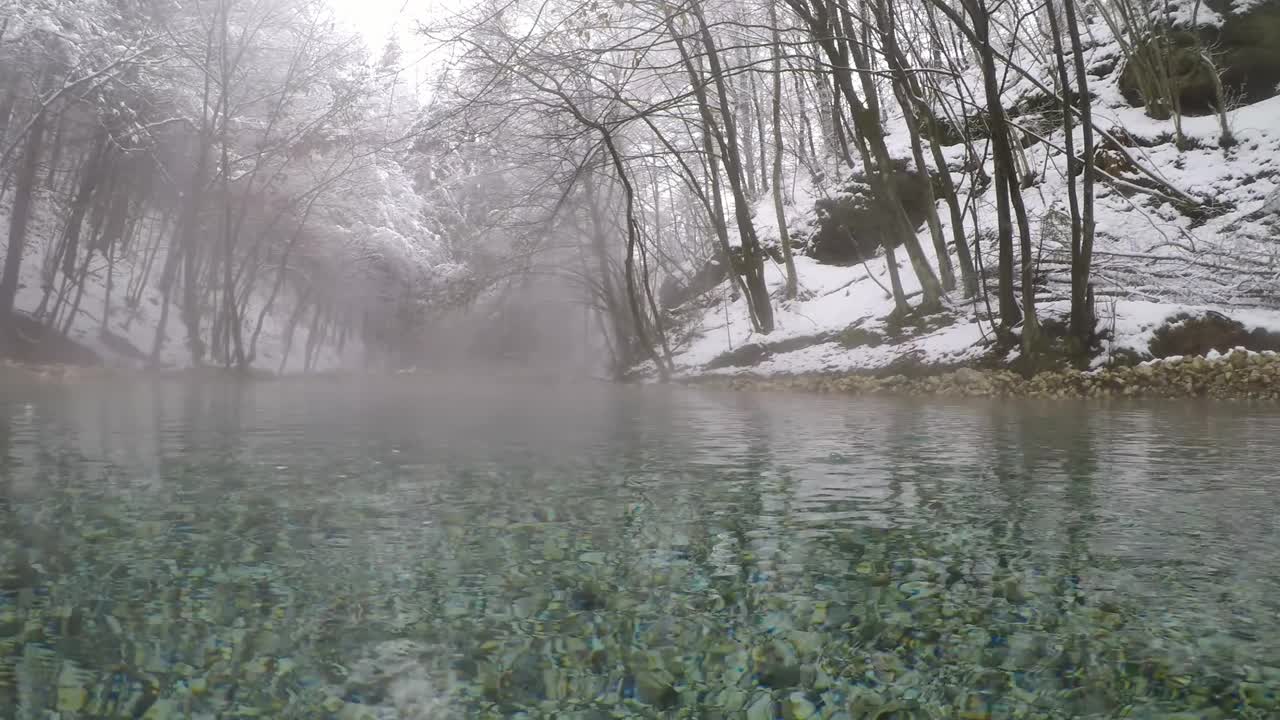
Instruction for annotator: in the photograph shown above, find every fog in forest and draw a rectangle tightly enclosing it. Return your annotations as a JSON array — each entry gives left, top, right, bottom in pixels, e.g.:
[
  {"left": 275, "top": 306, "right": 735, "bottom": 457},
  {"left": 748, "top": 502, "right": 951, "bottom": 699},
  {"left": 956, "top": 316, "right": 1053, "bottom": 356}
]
[{"left": 2, "top": 0, "right": 1278, "bottom": 381}]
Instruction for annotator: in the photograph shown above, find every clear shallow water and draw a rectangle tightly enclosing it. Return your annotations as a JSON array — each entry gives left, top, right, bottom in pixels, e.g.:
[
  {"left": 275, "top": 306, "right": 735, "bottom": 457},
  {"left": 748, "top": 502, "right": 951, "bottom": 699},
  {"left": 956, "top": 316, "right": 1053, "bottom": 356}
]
[{"left": 0, "top": 378, "right": 1278, "bottom": 719}]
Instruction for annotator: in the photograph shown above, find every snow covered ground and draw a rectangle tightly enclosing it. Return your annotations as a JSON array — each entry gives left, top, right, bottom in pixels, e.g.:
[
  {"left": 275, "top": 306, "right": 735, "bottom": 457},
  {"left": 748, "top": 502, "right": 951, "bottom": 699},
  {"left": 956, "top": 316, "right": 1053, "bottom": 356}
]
[{"left": 667, "top": 10, "right": 1280, "bottom": 378}]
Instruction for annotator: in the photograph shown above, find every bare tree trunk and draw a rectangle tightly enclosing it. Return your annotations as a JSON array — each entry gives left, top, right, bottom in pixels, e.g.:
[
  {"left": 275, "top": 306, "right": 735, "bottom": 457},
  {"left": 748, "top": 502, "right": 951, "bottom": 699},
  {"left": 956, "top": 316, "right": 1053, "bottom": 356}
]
[
  {"left": 583, "top": 173, "right": 634, "bottom": 375},
  {"left": 738, "top": 60, "right": 758, "bottom": 198},
  {"left": 1063, "top": 0, "right": 1096, "bottom": 350},
  {"left": 277, "top": 289, "right": 311, "bottom": 375},
  {"left": 150, "top": 243, "right": 183, "bottom": 367},
  {"left": 876, "top": 0, "right": 955, "bottom": 292},
  {"left": 180, "top": 158, "right": 209, "bottom": 364},
  {"left": 1007, "top": 163, "right": 1037, "bottom": 352},
  {"left": 925, "top": 0, "right": 1022, "bottom": 330},
  {"left": 667, "top": 11, "right": 771, "bottom": 333},
  {"left": 0, "top": 84, "right": 52, "bottom": 333},
  {"left": 0, "top": 71, "right": 18, "bottom": 152},
  {"left": 102, "top": 241, "right": 116, "bottom": 333},
  {"left": 42, "top": 111, "right": 67, "bottom": 190},
  {"left": 181, "top": 5, "right": 222, "bottom": 367},
  {"left": 689, "top": 0, "right": 775, "bottom": 332},
  {"left": 770, "top": 2, "right": 799, "bottom": 300},
  {"left": 925, "top": 121, "right": 978, "bottom": 296},
  {"left": 793, "top": 0, "right": 936, "bottom": 310},
  {"left": 303, "top": 304, "right": 323, "bottom": 372},
  {"left": 60, "top": 242, "right": 95, "bottom": 338},
  {"left": 795, "top": 73, "right": 820, "bottom": 166},
  {"left": 34, "top": 130, "right": 109, "bottom": 321},
  {"left": 843, "top": 3, "right": 944, "bottom": 310},
  {"left": 809, "top": 49, "right": 838, "bottom": 156},
  {"left": 752, "top": 92, "right": 770, "bottom": 193},
  {"left": 787, "top": 0, "right": 942, "bottom": 311},
  {"left": 249, "top": 220, "right": 310, "bottom": 363},
  {"left": 602, "top": 130, "right": 673, "bottom": 378},
  {"left": 306, "top": 305, "right": 333, "bottom": 373},
  {"left": 895, "top": 14, "right": 979, "bottom": 296},
  {"left": 127, "top": 211, "right": 170, "bottom": 315}
]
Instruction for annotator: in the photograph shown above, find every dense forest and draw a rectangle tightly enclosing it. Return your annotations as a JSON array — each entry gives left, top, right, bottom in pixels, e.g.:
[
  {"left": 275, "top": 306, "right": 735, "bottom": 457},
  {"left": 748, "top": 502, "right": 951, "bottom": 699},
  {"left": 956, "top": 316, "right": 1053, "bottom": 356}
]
[
  {"left": 2, "top": 0, "right": 1279, "bottom": 376},
  {"left": 0, "top": 0, "right": 443, "bottom": 372}
]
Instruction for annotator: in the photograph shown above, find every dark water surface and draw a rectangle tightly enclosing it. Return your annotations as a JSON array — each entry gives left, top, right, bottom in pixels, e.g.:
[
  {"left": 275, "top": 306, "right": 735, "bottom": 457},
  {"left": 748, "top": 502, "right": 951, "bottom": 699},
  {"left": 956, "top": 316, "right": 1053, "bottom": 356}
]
[{"left": 0, "top": 377, "right": 1278, "bottom": 718}]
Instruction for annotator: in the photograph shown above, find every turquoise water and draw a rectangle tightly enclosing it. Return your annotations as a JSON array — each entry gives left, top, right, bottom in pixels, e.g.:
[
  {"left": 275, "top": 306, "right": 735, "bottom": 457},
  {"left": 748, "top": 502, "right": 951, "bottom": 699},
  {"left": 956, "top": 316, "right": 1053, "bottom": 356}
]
[{"left": 0, "top": 377, "right": 1278, "bottom": 718}]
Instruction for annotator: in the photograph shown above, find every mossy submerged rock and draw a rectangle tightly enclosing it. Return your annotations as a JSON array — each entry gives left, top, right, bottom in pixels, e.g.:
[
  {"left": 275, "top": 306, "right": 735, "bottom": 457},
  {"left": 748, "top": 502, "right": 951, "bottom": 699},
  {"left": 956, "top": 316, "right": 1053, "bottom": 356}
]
[{"left": 691, "top": 349, "right": 1280, "bottom": 400}]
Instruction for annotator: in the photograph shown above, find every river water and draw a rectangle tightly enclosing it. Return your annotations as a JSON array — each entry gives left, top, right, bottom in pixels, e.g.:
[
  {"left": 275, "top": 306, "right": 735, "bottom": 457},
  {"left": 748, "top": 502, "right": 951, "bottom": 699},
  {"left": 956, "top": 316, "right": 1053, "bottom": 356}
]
[{"left": 0, "top": 377, "right": 1277, "bottom": 718}]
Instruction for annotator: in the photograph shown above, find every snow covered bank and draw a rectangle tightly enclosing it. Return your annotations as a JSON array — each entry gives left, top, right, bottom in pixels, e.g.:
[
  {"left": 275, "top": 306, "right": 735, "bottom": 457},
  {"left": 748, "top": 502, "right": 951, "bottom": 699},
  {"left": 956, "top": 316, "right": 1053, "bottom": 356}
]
[
  {"left": 667, "top": 246, "right": 1280, "bottom": 383},
  {"left": 690, "top": 348, "right": 1280, "bottom": 401}
]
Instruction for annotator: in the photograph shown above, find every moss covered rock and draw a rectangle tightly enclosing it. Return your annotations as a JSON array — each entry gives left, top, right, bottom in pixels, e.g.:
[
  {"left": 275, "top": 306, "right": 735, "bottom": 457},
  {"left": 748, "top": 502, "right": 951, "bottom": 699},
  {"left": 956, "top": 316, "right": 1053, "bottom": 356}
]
[
  {"left": 1118, "top": 31, "right": 1220, "bottom": 118},
  {"left": 1149, "top": 311, "right": 1280, "bottom": 357},
  {"left": 1119, "top": 1, "right": 1280, "bottom": 117},
  {"left": 1210, "top": 0, "right": 1280, "bottom": 105},
  {"left": 799, "top": 161, "right": 935, "bottom": 266}
]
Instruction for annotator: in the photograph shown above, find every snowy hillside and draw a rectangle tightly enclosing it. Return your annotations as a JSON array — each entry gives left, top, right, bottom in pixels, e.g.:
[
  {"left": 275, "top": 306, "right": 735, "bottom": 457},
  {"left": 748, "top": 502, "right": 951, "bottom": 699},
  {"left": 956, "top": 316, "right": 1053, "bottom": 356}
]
[{"left": 664, "top": 3, "right": 1280, "bottom": 379}]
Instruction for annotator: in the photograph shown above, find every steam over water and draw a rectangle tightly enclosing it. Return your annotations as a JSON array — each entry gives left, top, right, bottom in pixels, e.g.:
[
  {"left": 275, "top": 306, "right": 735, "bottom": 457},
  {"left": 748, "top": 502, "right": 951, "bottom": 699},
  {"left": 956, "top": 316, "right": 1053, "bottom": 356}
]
[{"left": 1, "top": 377, "right": 1278, "bottom": 717}]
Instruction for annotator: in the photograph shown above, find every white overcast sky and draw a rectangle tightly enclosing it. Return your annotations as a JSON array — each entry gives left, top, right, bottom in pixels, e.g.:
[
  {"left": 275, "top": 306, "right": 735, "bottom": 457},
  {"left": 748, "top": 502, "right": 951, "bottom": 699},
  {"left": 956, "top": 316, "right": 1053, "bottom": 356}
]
[
  {"left": 331, "top": 0, "right": 392, "bottom": 41},
  {"left": 327, "top": 0, "right": 451, "bottom": 92},
  {"left": 329, "top": 0, "right": 452, "bottom": 54},
  {"left": 325, "top": 0, "right": 411, "bottom": 46}
]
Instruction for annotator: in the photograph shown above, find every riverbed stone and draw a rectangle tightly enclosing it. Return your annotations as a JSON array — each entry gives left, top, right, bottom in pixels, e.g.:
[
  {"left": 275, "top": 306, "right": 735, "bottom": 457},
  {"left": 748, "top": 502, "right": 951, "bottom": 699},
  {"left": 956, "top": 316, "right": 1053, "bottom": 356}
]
[
  {"left": 746, "top": 691, "right": 774, "bottom": 720},
  {"left": 782, "top": 690, "right": 818, "bottom": 719}
]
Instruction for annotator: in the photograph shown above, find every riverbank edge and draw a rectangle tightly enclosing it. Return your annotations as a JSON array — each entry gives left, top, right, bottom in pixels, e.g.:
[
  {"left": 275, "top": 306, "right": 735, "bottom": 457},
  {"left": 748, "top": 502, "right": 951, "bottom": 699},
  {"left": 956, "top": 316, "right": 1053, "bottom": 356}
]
[
  {"left": 680, "top": 348, "right": 1280, "bottom": 401},
  {"left": 0, "top": 358, "right": 309, "bottom": 381},
  {"left": 0, "top": 359, "right": 601, "bottom": 383},
  {"left": 10, "top": 348, "right": 1280, "bottom": 401}
]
